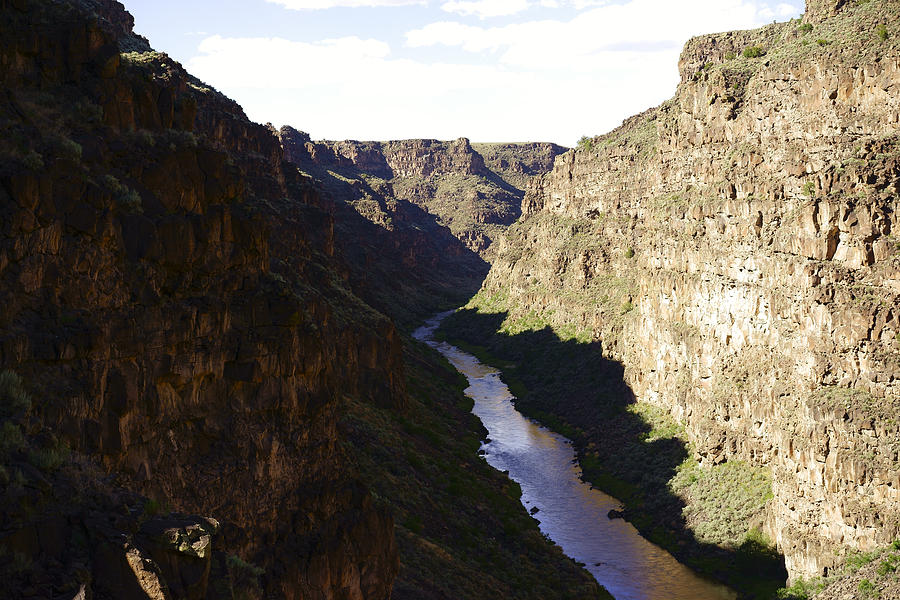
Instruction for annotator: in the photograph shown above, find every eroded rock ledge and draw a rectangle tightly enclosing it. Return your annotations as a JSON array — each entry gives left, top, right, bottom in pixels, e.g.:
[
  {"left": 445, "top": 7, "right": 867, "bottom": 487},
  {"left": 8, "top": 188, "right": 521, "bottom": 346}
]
[
  {"left": 473, "top": 0, "right": 900, "bottom": 582},
  {"left": 0, "top": 0, "right": 398, "bottom": 597}
]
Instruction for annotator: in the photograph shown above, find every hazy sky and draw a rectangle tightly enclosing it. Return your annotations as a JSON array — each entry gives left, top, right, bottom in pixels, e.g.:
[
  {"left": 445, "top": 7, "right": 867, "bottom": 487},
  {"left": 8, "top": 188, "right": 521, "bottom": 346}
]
[{"left": 124, "top": 0, "right": 804, "bottom": 145}]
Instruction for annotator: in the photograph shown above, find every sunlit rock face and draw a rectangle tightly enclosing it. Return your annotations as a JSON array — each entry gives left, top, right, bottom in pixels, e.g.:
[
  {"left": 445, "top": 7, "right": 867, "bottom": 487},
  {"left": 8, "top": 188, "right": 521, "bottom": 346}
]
[
  {"left": 476, "top": 0, "right": 900, "bottom": 581},
  {"left": 278, "top": 126, "right": 566, "bottom": 257}
]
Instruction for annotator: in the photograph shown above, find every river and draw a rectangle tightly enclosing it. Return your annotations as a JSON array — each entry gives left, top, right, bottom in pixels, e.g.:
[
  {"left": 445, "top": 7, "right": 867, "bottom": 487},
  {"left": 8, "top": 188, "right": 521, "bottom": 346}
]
[{"left": 413, "top": 312, "right": 736, "bottom": 600}]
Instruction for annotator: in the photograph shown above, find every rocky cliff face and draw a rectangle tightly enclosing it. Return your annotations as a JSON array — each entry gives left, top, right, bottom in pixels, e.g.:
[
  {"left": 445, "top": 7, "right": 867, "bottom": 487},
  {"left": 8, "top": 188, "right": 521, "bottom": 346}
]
[
  {"left": 0, "top": 0, "right": 399, "bottom": 597},
  {"left": 473, "top": 142, "right": 568, "bottom": 191},
  {"left": 467, "top": 0, "right": 900, "bottom": 582},
  {"left": 276, "top": 127, "right": 490, "bottom": 329},
  {"left": 279, "top": 128, "right": 566, "bottom": 258}
]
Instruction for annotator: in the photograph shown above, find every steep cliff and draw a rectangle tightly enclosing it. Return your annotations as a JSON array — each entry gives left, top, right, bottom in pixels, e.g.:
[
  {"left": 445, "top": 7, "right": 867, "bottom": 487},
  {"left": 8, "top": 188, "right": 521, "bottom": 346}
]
[
  {"left": 279, "top": 129, "right": 566, "bottom": 260},
  {"left": 0, "top": 0, "right": 399, "bottom": 597},
  {"left": 472, "top": 142, "right": 568, "bottom": 191},
  {"left": 446, "top": 0, "right": 900, "bottom": 586},
  {"left": 0, "top": 2, "right": 614, "bottom": 599},
  {"left": 277, "top": 128, "right": 490, "bottom": 328}
]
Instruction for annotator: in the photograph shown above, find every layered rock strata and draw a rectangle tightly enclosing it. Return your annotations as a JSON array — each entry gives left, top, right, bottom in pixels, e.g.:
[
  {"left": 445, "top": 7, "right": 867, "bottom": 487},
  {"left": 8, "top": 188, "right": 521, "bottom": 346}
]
[
  {"left": 473, "top": 0, "right": 900, "bottom": 581},
  {"left": 279, "top": 128, "right": 565, "bottom": 258},
  {"left": 0, "top": 0, "right": 398, "bottom": 597}
]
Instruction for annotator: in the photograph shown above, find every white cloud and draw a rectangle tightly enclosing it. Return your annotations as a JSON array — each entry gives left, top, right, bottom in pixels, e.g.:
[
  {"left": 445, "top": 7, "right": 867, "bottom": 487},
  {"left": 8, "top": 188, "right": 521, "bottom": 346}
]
[
  {"left": 188, "top": 35, "right": 526, "bottom": 95},
  {"left": 407, "top": 0, "right": 799, "bottom": 69},
  {"left": 759, "top": 2, "right": 800, "bottom": 19},
  {"left": 190, "top": 36, "right": 393, "bottom": 89},
  {"left": 184, "top": 0, "right": 803, "bottom": 145},
  {"left": 441, "top": 0, "right": 531, "bottom": 18},
  {"left": 265, "top": 0, "right": 424, "bottom": 9},
  {"left": 186, "top": 32, "right": 678, "bottom": 144}
]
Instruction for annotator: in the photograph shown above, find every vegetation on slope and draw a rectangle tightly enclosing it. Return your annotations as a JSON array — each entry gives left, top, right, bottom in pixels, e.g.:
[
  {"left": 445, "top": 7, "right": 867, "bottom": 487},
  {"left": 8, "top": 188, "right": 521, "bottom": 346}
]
[
  {"left": 341, "top": 337, "right": 609, "bottom": 600},
  {"left": 780, "top": 540, "right": 900, "bottom": 600},
  {"left": 437, "top": 308, "right": 786, "bottom": 598}
]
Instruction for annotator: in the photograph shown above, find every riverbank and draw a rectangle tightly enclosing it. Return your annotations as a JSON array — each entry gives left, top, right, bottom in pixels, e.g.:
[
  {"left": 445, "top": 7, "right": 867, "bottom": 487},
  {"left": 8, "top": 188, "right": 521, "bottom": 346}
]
[
  {"left": 341, "top": 326, "right": 605, "bottom": 599},
  {"left": 417, "top": 313, "right": 735, "bottom": 600},
  {"left": 436, "top": 308, "right": 787, "bottom": 599}
]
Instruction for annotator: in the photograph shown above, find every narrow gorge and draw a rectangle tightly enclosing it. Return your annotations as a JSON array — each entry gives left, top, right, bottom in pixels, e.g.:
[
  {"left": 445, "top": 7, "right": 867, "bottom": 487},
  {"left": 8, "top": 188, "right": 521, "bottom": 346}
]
[
  {"left": 0, "top": 0, "right": 898, "bottom": 599},
  {"left": 441, "top": 0, "right": 900, "bottom": 597}
]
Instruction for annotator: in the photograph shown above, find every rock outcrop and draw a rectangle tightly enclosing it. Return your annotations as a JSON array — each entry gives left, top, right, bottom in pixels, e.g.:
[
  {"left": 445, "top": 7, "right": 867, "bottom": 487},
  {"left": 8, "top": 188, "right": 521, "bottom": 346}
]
[
  {"left": 466, "top": 0, "right": 900, "bottom": 582},
  {"left": 0, "top": 0, "right": 398, "bottom": 597},
  {"left": 279, "top": 128, "right": 566, "bottom": 258}
]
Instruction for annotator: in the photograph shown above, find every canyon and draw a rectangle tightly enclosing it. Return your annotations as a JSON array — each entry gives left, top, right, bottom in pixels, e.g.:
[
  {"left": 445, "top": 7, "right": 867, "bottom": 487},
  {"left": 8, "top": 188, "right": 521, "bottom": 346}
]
[
  {"left": 1, "top": 0, "right": 898, "bottom": 598},
  {"left": 0, "top": 0, "right": 589, "bottom": 598},
  {"left": 442, "top": 0, "right": 900, "bottom": 593}
]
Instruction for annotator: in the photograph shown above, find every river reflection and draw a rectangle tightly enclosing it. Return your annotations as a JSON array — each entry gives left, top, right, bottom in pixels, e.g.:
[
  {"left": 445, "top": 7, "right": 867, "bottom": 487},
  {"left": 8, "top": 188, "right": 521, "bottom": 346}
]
[{"left": 413, "top": 313, "right": 736, "bottom": 600}]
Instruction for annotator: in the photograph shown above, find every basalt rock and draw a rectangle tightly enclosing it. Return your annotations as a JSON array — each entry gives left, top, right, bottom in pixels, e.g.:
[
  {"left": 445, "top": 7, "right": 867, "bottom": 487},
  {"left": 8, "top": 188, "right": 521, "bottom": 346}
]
[
  {"left": 278, "top": 127, "right": 566, "bottom": 259},
  {"left": 0, "top": 0, "right": 398, "bottom": 597},
  {"left": 804, "top": 0, "right": 851, "bottom": 23},
  {"left": 472, "top": 0, "right": 900, "bottom": 582}
]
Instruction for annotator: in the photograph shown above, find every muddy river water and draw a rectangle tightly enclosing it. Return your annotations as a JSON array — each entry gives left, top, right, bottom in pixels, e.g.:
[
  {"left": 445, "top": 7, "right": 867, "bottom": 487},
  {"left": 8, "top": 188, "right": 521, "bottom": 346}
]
[{"left": 413, "top": 313, "right": 736, "bottom": 600}]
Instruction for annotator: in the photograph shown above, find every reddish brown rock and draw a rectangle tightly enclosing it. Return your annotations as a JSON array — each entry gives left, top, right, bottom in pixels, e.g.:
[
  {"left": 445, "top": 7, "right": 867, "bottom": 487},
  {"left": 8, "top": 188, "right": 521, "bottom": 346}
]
[{"left": 0, "top": 1, "right": 399, "bottom": 597}]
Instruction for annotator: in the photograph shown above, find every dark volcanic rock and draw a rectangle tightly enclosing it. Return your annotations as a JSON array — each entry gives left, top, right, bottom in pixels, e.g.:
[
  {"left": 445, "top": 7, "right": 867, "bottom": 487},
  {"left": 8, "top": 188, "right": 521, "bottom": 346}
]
[{"left": 0, "top": 1, "right": 398, "bottom": 597}]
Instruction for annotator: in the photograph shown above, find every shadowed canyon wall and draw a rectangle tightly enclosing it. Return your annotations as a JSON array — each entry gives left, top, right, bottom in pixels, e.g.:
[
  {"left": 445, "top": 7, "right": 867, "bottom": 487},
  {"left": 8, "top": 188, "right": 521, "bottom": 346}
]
[
  {"left": 0, "top": 1, "right": 399, "bottom": 596},
  {"left": 0, "top": 2, "right": 602, "bottom": 599}
]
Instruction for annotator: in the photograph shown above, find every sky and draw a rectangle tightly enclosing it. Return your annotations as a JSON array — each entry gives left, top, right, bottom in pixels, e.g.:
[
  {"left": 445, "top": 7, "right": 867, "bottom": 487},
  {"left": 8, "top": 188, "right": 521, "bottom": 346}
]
[{"left": 124, "top": 0, "right": 805, "bottom": 145}]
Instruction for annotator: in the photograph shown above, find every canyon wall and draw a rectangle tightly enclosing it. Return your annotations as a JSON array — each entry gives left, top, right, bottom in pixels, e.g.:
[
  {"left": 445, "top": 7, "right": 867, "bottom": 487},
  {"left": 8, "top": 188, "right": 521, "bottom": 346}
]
[
  {"left": 0, "top": 3, "right": 603, "bottom": 599},
  {"left": 0, "top": 0, "right": 399, "bottom": 597},
  {"left": 279, "top": 128, "right": 566, "bottom": 258},
  {"left": 473, "top": 0, "right": 900, "bottom": 581}
]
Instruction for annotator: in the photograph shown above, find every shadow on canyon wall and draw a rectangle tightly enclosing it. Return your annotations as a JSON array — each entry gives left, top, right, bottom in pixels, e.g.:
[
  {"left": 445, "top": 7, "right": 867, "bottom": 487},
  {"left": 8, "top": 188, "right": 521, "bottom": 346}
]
[
  {"left": 288, "top": 157, "right": 491, "bottom": 331},
  {"left": 439, "top": 308, "right": 789, "bottom": 599}
]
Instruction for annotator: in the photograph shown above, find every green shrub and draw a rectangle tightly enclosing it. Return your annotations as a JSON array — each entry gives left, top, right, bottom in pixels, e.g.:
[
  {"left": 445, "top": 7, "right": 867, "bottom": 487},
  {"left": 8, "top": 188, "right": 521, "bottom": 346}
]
[
  {"left": 227, "top": 554, "right": 264, "bottom": 576},
  {"left": 743, "top": 46, "right": 764, "bottom": 58},
  {"left": 724, "top": 51, "right": 736, "bottom": 60},
  {"left": 404, "top": 514, "right": 424, "bottom": 533},
  {"left": 103, "top": 174, "right": 143, "bottom": 213},
  {"left": 28, "top": 440, "right": 69, "bottom": 472},
  {"left": 22, "top": 151, "right": 44, "bottom": 171},
  {"left": 798, "top": 23, "right": 813, "bottom": 33},
  {"left": 0, "top": 422, "right": 25, "bottom": 458},
  {"left": 858, "top": 578, "right": 876, "bottom": 597},
  {"left": 877, "top": 24, "right": 888, "bottom": 41},
  {"left": 576, "top": 136, "right": 594, "bottom": 152},
  {"left": 74, "top": 99, "right": 104, "bottom": 123},
  {"left": 776, "top": 577, "right": 825, "bottom": 599},
  {"left": 58, "top": 137, "right": 82, "bottom": 160},
  {"left": 227, "top": 554, "right": 264, "bottom": 600},
  {"left": 624, "top": 247, "right": 634, "bottom": 259},
  {"left": 816, "top": 39, "right": 831, "bottom": 46},
  {"left": 877, "top": 554, "right": 899, "bottom": 576},
  {"left": 0, "top": 371, "right": 31, "bottom": 420},
  {"left": 118, "top": 188, "right": 142, "bottom": 212},
  {"left": 802, "top": 181, "right": 816, "bottom": 198},
  {"left": 0, "top": 550, "right": 32, "bottom": 575},
  {"left": 846, "top": 549, "right": 879, "bottom": 573},
  {"left": 675, "top": 460, "right": 773, "bottom": 547},
  {"left": 144, "top": 498, "right": 171, "bottom": 516}
]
